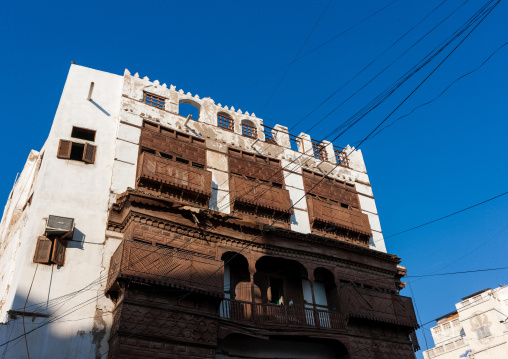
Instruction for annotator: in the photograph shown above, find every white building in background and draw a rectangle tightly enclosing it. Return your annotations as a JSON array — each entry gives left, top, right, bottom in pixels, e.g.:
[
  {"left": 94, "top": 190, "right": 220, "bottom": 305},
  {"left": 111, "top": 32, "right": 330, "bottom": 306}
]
[{"left": 423, "top": 286, "right": 508, "bottom": 359}]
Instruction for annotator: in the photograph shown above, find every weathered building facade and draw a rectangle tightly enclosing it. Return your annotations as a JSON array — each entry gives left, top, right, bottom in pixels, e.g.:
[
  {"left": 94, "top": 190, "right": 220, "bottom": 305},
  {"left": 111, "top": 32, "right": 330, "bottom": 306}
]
[
  {"left": 423, "top": 286, "right": 508, "bottom": 359},
  {"left": 0, "top": 64, "right": 419, "bottom": 358}
]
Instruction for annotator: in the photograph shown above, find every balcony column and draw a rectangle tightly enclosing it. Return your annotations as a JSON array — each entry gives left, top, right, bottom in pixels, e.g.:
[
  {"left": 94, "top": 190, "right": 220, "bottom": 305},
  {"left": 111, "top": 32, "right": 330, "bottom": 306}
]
[
  {"left": 249, "top": 262, "right": 256, "bottom": 321},
  {"left": 308, "top": 273, "right": 320, "bottom": 329}
]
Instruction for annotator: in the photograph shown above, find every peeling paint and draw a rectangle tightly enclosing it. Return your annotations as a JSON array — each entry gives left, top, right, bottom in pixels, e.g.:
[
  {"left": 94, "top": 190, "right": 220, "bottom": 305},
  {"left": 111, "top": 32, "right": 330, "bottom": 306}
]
[{"left": 91, "top": 308, "right": 107, "bottom": 359}]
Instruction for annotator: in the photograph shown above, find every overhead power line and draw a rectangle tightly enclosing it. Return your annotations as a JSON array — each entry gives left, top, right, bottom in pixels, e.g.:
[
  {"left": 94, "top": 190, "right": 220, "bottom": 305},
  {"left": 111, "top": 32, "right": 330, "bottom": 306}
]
[
  {"left": 408, "top": 265, "right": 508, "bottom": 278},
  {"left": 223, "top": 0, "right": 402, "bottom": 100},
  {"left": 359, "top": 41, "right": 508, "bottom": 143},
  {"left": 258, "top": 0, "right": 333, "bottom": 115},
  {"left": 384, "top": 190, "right": 508, "bottom": 239}
]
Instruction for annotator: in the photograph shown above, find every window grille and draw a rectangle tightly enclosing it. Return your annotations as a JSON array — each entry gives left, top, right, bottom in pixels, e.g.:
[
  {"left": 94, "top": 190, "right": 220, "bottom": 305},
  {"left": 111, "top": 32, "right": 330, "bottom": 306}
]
[
  {"left": 241, "top": 122, "right": 257, "bottom": 138},
  {"left": 312, "top": 142, "right": 327, "bottom": 160},
  {"left": 143, "top": 93, "right": 165, "bottom": 109},
  {"left": 443, "top": 322, "right": 451, "bottom": 330},
  {"left": 334, "top": 148, "right": 348, "bottom": 166},
  {"left": 476, "top": 326, "right": 491, "bottom": 339},
  {"left": 218, "top": 114, "right": 234, "bottom": 131}
]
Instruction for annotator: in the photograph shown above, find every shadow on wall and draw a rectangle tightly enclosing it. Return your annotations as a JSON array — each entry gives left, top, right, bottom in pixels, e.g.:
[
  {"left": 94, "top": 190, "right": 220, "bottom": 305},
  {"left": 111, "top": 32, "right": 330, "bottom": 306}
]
[
  {"left": 67, "top": 227, "right": 87, "bottom": 250},
  {"left": 217, "top": 334, "right": 350, "bottom": 359},
  {"left": 0, "top": 292, "right": 109, "bottom": 359}
]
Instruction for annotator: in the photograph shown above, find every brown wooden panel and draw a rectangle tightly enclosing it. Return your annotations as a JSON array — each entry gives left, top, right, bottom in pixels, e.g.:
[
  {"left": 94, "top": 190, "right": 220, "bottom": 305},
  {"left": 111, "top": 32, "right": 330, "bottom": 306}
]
[
  {"left": 228, "top": 149, "right": 283, "bottom": 184},
  {"left": 302, "top": 170, "right": 360, "bottom": 209},
  {"left": 82, "top": 143, "right": 96, "bottom": 164},
  {"left": 343, "top": 285, "right": 418, "bottom": 328},
  {"left": 230, "top": 176, "right": 291, "bottom": 213},
  {"left": 307, "top": 196, "right": 371, "bottom": 236},
  {"left": 51, "top": 237, "right": 67, "bottom": 265},
  {"left": 140, "top": 129, "right": 206, "bottom": 165},
  {"left": 33, "top": 237, "right": 52, "bottom": 264},
  {"left": 106, "top": 240, "right": 224, "bottom": 296},
  {"left": 138, "top": 152, "right": 212, "bottom": 197},
  {"left": 57, "top": 139, "right": 72, "bottom": 159}
]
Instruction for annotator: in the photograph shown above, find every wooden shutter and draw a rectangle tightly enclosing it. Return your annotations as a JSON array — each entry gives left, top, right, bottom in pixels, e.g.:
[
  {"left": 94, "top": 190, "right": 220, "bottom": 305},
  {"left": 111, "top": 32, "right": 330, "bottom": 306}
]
[
  {"left": 82, "top": 143, "right": 96, "bottom": 164},
  {"left": 33, "top": 237, "right": 52, "bottom": 263},
  {"left": 57, "top": 140, "right": 72, "bottom": 159},
  {"left": 51, "top": 237, "right": 67, "bottom": 266}
]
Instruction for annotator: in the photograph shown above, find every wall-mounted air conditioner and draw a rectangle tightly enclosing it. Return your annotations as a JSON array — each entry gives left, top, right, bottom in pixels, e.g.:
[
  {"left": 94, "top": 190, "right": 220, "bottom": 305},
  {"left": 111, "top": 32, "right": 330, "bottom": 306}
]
[{"left": 45, "top": 215, "right": 75, "bottom": 239}]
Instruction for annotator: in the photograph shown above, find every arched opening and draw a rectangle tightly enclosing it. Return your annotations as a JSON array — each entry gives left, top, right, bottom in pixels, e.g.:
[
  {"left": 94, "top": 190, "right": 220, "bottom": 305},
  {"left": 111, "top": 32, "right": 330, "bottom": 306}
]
[
  {"left": 218, "top": 112, "right": 234, "bottom": 131},
  {"left": 217, "top": 334, "right": 350, "bottom": 359},
  {"left": 221, "top": 252, "right": 251, "bottom": 320},
  {"left": 221, "top": 252, "right": 250, "bottom": 301},
  {"left": 314, "top": 268, "right": 339, "bottom": 311},
  {"left": 254, "top": 256, "right": 308, "bottom": 306},
  {"left": 241, "top": 119, "right": 257, "bottom": 138},
  {"left": 178, "top": 99, "right": 200, "bottom": 120}
]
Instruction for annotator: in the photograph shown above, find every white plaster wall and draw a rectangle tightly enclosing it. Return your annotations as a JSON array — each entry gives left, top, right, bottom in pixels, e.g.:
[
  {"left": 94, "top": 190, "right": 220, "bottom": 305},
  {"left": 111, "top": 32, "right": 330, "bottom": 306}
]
[
  {"left": 0, "top": 64, "right": 123, "bottom": 359},
  {"left": 424, "top": 287, "right": 508, "bottom": 359},
  {"left": 118, "top": 70, "right": 388, "bottom": 251}
]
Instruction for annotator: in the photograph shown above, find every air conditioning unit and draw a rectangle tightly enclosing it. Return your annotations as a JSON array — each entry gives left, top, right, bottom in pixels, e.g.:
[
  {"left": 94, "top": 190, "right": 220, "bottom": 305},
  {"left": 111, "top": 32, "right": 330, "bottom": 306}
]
[{"left": 46, "top": 215, "right": 75, "bottom": 239}]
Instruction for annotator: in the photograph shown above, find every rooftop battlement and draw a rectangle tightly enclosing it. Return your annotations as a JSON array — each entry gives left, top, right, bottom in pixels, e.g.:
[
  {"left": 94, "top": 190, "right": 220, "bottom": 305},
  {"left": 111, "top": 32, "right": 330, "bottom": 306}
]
[{"left": 122, "top": 68, "right": 367, "bottom": 176}]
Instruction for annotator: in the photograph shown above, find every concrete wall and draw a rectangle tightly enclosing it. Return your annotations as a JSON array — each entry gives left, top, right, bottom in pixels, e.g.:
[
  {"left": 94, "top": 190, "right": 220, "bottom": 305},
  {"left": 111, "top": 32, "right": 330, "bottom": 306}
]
[
  {"left": 423, "top": 286, "right": 508, "bottom": 359},
  {"left": 0, "top": 64, "right": 123, "bottom": 358}
]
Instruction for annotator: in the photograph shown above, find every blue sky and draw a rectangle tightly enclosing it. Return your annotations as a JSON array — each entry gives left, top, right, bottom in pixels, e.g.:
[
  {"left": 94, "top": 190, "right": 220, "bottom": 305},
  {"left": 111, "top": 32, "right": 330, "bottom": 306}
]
[{"left": 1, "top": 0, "right": 507, "bottom": 356}]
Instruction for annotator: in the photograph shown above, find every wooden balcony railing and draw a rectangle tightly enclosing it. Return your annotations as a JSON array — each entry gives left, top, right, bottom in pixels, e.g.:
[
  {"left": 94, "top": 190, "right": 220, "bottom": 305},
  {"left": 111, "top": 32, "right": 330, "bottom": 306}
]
[
  {"left": 219, "top": 299, "right": 347, "bottom": 331},
  {"left": 344, "top": 286, "right": 419, "bottom": 328},
  {"left": 307, "top": 196, "right": 372, "bottom": 237},
  {"left": 106, "top": 240, "right": 224, "bottom": 297},
  {"left": 138, "top": 152, "right": 212, "bottom": 197},
  {"left": 230, "top": 176, "right": 292, "bottom": 214}
]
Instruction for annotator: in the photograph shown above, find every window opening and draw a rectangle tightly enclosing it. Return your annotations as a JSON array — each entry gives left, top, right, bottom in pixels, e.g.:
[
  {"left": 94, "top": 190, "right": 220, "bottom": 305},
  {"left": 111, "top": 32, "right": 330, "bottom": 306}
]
[
  {"left": 312, "top": 142, "right": 327, "bottom": 160},
  {"left": 143, "top": 93, "right": 165, "bottom": 109},
  {"left": 175, "top": 157, "right": 189, "bottom": 165},
  {"left": 71, "top": 127, "right": 96, "bottom": 142},
  {"left": 69, "top": 143, "right": 85, "bottom": 161},
  {"left": 241, "top": 121, "right": 257, "bottom": 138},
  {"left": 192, "top": 163, "right": 204, "bottom": 169},
  {"left": 178, "top": 102, "right": 200, "bottom": 120},
  {"left": 141, "top": 147, "right": 156, "bottom": 155},
  {"left": 269, "top": 277, "right": 284, "bottom": 305},
  {"left": 159, "top": 152, "right": 173, "bottom": 160},
  {"left": 218, "top": 114, "right": 234, "bottom": 131}
]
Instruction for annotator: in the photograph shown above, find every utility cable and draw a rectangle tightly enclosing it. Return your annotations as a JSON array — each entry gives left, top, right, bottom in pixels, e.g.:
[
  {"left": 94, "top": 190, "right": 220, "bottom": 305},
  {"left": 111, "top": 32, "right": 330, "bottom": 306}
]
[
  {"left": 289, "top": 0, "right": 455, "bottom": 132},
  {"left": 358, "top": 40, "right": 508, "bottom": 143},
  {"left": 384, "top": 190, "right": 508, "bottom": 239},
  {"left": 258, "top": 0, "right": 333, "bottom": 116},
  {"left": 222, "top": 0, "right": 402, "bottom": 100},
  {"left": 1, "top": 0, "right": 498, "bottom": 350}
]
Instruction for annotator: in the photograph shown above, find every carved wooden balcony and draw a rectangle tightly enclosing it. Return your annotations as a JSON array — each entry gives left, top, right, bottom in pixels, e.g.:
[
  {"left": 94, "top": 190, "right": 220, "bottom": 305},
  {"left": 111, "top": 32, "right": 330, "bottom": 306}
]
[
  {"left": 307, "top": 196, "right": 372, "bottom": 237},
  {"left": 344, "top": 286, "right": 418, "bottom": 328},
  {"left": 106, "top": 240, "right": 224, "bottom": 297},
  {"left": 220, "top": 299, "right": 347, "bottom": 332},
  {"left": 138, "top": 152, "right": 212, "bottom": 197},
  {"left": 230, "top": 176, "right": 292, "bottom": 214}
]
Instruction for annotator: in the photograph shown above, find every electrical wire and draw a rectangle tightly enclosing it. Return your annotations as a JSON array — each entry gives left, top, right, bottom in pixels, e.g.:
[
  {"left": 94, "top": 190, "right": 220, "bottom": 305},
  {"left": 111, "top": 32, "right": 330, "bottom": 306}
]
[
  {"left": 0, "top": 1, "right": 500, "bottom": 352},
  {"left": 258, "top": 0, "right": 333, "bottom": 116},
  {"left": 384, "top": 190, "right": 508, "bottom": 239},
  {"left": 289, "top": 0, "right": 456, "bottom": 132},
  {"left": 357, "top": 41, "right": 508, "bottom": 143},
  {"left": 221, "top": 0, "right": 402, "bottom": 100}
]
